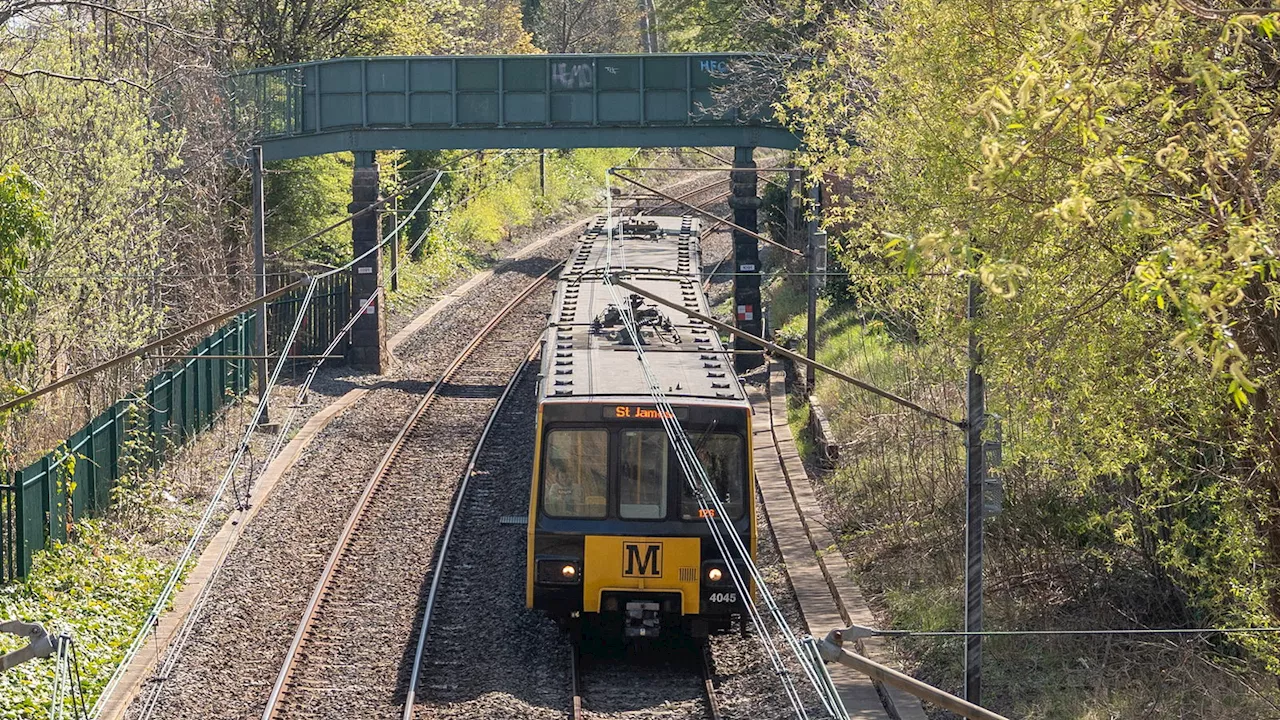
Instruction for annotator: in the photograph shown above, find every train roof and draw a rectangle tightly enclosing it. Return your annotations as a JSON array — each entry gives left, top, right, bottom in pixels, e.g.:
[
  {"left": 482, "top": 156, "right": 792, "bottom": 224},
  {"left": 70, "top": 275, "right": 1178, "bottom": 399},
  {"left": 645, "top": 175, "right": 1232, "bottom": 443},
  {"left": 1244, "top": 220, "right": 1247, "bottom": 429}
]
[{"left": 537, "top": 215, "right": 748, "bottom": 409}]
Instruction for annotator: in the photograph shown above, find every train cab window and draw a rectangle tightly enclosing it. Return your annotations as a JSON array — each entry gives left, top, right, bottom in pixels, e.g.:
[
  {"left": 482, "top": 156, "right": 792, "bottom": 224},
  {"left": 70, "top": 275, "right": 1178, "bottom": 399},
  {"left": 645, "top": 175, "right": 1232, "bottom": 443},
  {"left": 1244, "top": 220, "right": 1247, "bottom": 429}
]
[
  {"left": 619, "top": 430, "right": 669, "bottom": 519},
  {"left": 680, "top": 434, "right": 746, "bottom": 520},
  {"left": 542, "top": 429, "right": 608, "bottom": 518}
]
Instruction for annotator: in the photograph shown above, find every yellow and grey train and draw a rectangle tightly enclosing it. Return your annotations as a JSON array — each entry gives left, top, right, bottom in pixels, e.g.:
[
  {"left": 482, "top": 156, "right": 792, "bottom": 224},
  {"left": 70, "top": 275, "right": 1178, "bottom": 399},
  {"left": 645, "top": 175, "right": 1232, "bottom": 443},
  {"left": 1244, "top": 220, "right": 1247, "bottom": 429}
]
[{"left": 525, "top": 214, "right": 756, "bottom": 639}]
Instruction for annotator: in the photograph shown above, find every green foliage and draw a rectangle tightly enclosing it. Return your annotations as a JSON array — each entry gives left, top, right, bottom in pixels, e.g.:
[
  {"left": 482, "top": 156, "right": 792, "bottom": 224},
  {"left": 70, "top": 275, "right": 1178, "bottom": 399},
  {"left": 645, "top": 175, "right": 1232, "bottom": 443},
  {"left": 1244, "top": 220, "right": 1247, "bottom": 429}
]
[
  {"left": 265, "top": 154, "right": 354, "bottom": 266},
  {"left": 757, "top": 0, "right": 1280, "bottom": 702},
  {"left": 777, "top": 0, "right": 1280, "bottom": 686},
  {"left": 0, "top": 521, "right": 171, "bottom": 718},
  {"left": 1, "top": 29, "right": 176, "bottom": 413},
  {"left": 0, "top": 166, "right": 49, "bottom": 397},
  {"left": 438, "top": 148, "right": 634, "bottom": 246}
]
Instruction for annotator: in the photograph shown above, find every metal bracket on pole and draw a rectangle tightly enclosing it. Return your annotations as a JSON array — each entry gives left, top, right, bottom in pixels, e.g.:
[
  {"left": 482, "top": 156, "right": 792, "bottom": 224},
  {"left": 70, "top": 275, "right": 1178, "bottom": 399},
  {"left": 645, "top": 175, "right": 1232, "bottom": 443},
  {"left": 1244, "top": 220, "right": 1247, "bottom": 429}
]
[
  {"left": 0, "top": 620, "right": 59, "bottom": 672},
  {"left": 815, "top": 628, "right": 1011, "bottom": 720},
  {"left": 390, "top": 192, "right": 400, "bottom": 293}
]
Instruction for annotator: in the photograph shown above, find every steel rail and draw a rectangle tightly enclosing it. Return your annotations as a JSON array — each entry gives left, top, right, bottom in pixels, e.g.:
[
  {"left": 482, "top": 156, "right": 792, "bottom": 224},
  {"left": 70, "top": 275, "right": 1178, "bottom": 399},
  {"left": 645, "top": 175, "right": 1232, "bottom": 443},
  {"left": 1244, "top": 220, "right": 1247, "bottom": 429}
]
[
  {"left": 700, "top": 210, "right": 736, "bottom": 294},
  {"left": 701, "top": 644, "right": 724, "bottom": 720},
  {"left": 570, "top": 643, "right": 584, "bottom": 720},
  {"left": 400, "top": 339, "right": 540, "bottom": 720},
  {"left": 569, "top": 642, "right": 724, "bottom": 720},
  {"left": 608, "top": 170, "right": 803, "bottom": 257},
  {"left": 260, "top": 262, "right": 562, "bottom": 720},
  {"left": 639, "top": 179, "right": 730, "bottom": 215},
  {"left": 654, "top": 189, "right": 732, "bottom": 219}
]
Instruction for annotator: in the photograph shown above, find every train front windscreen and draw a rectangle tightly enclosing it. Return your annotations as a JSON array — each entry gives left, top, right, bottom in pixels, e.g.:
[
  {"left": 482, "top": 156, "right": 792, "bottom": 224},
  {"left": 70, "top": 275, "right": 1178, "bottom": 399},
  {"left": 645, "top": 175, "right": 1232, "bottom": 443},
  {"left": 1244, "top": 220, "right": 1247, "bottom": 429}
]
[{"left": 539, "top": 425, "right": 746, "bottom": 523}]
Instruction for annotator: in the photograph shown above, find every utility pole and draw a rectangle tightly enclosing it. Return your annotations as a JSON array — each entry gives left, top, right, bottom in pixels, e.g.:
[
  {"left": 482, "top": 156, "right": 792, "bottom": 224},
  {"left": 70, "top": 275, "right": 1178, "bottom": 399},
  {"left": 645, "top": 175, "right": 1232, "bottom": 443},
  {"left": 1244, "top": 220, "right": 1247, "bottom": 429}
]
[
  {"left": 539, "top": 149, "right": 547, "bottom": 195},
  {"left": 390, "top": 192, "right": 400, "bottom": 293},
  {"left": 730, "top": 146, "right": 763, "bottom": 373},
  {"left": 964, "top": 274, "right": 986, "bottom": 705},
  {"left": 805, "top": 182, "right": 822, "bottom": 390},
  {"left": 250, "top": 145, "right": 270, "bottom": 426}
]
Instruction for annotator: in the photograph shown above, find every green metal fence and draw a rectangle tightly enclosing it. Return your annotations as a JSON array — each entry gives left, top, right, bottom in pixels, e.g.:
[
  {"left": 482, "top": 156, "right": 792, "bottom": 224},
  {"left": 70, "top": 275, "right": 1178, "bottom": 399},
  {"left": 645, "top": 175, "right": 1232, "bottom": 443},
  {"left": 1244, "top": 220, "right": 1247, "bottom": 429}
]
[
  {"left": 0, "top": 315, "right": 255, "bottom": 583},
  {"left": 268, "top": 271, "right": 351, "bottom": 358}
]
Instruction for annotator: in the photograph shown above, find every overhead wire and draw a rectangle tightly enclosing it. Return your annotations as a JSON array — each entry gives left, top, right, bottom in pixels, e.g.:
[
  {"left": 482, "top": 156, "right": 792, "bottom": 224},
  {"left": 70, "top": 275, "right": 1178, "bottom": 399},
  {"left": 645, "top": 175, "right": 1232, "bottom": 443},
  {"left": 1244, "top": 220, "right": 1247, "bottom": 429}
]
[
  {"left": 88, "top": 277, "right": 320, "bottom": 720},
  {"left": 125, "top": 165, "right": 457, "bottom": 720},
  {"left": 130, "top": 288, "right": 383, "bottom": 720},
  {"left": 267, "top": 148, "right": 485, "bottom": 258},
  {"left": 598, "top": 180, "right": 844, "bottom": 719}
]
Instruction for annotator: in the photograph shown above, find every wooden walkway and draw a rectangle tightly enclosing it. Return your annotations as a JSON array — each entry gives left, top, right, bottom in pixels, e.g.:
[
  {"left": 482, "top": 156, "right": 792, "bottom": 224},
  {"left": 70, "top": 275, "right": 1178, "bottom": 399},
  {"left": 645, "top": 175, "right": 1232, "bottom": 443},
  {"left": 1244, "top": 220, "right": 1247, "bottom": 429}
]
[{"left": 751, "top": 362, "right": 928, "bottom": 720}]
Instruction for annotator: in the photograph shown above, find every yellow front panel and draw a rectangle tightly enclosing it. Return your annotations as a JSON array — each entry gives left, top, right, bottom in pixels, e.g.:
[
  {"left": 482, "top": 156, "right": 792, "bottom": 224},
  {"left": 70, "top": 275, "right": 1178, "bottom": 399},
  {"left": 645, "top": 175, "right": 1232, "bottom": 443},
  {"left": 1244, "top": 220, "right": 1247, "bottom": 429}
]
[{"left": 583, "top": 536, "right": 701, "bottom": 614}]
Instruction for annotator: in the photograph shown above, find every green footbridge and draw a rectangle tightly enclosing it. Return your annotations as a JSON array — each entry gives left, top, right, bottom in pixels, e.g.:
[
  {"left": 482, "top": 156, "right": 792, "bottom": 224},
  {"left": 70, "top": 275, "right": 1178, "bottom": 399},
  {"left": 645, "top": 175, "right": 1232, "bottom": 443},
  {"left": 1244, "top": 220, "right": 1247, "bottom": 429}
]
[
  {"left": 232, "top": 52, "right": 792, "bottom": 379},
  {"left": 232, "top": 53, "right": 799, "bottom": 160}
]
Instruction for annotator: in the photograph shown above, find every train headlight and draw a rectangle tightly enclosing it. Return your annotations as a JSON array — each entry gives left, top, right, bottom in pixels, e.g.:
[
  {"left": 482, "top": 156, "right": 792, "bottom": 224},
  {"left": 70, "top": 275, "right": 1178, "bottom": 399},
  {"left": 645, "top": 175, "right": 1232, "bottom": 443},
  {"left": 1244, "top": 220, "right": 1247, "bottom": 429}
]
[
  {"left": 537, "top": 558, "right": 582, "bottom": 585},
  {"left": 703, "top": 561, "right": 733, "bottom": 586}
]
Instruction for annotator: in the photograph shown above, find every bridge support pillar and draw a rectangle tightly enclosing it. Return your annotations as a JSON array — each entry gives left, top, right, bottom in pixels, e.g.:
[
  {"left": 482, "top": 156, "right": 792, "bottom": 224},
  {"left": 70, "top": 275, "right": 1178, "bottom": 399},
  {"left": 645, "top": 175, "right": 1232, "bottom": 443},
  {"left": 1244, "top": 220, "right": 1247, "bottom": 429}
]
[
  {"left": 731, "top": 146, "right": 763, "bottom": 373},
  {"left": 349, "top": 151, "right": 386, "bottom": 373}
]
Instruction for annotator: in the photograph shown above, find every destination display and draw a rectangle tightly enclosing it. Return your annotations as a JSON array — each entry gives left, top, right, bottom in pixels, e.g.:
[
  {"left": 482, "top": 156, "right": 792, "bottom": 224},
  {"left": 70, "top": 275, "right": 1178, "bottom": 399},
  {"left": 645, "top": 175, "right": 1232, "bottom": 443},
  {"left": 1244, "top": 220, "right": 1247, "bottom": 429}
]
[{"left": 605, "top": 405, "right": 690, "bottom": 420}]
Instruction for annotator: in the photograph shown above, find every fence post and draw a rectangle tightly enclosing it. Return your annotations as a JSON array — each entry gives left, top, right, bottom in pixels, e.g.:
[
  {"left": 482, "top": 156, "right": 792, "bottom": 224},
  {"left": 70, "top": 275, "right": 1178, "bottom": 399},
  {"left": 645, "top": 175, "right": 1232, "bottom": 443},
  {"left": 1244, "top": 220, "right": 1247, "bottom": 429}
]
[
  {"left": 217, "top": 328, "right": 228, "bottom": 409},
  {"left": 43, "top": 455, "right": 62, "bottom": 544},
  {"left": 14, "top": 471, "right": 26, "bottom": 578},
  {"left": 150, "top": 376, "right": 164, "bottom": 465},
  {"left": 108, "top": 402, "right": 121, "bottom": 492},
  {"left": 84, "top": 420, "right": 97, "bottom": 517}
]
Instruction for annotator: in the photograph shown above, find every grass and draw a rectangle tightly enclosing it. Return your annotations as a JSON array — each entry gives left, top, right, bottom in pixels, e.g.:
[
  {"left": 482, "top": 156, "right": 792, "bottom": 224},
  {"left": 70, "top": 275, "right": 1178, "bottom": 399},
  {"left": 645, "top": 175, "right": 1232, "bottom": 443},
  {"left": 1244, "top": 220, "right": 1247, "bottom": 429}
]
[
  {"left": 0, "top": 148, "right": 661, "bottom": 719},
  {"left": 0, "top": 146, "right": 726, "bottom": 718},
  {"left": 382, "top": 232, "right": 480, "bottom": 316}
]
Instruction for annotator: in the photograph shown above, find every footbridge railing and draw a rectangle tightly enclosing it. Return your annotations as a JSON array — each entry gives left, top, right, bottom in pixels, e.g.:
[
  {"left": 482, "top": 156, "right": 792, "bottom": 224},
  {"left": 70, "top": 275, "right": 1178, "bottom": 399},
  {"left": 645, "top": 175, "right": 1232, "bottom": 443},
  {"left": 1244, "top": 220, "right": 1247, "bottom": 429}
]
[{"left": 230, "top": 53, "right": 799, "bottom": 160}]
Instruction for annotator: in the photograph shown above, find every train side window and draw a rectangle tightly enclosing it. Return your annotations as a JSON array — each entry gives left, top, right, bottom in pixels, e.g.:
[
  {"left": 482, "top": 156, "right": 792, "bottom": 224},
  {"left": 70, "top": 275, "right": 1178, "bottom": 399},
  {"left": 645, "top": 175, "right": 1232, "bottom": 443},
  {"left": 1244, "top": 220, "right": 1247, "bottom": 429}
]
[
  {"left": 619, "top": 430, "right": 669, "bottom": 520},
  {"left": 542, "top": 429, "right": 608, "bottom": 518},
  {"left": 680, "top": 434, "right": 745, "bottom": 520}
]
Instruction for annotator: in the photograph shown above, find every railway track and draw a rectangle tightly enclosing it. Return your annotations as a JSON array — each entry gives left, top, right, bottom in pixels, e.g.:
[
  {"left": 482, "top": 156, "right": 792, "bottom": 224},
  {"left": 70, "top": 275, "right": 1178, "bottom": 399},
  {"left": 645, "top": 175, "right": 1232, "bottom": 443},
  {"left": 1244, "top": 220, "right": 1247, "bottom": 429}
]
[
  {"left": 570, "top": 641, "right": 723, "bottom": 720},
  {"left": 123, "top": 169, "right": 747, "bottom": 720},
  {"left": 260, "top": 266, "right": 560, "bottom": 720}
]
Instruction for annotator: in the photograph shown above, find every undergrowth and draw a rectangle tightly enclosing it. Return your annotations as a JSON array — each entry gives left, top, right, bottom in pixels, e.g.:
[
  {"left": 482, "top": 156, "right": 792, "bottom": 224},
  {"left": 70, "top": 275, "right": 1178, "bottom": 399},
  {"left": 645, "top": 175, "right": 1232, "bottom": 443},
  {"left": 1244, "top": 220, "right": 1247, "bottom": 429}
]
[
  {"left": 0, "top": 520, "right": 172, "bottom": 718},
  {"left": 762, "top": 272, "right": 1280, "bottom": 718}
]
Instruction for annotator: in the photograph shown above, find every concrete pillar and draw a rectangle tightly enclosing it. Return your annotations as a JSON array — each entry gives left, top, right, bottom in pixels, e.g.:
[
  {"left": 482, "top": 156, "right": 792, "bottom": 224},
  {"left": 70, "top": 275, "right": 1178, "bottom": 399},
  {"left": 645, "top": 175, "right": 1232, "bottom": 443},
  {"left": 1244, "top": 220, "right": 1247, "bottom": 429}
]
[
  {"left": 349, "top": 151, "right": 386, "bottom": 372},
  {"left": 731, "top": 146, "right": 763, "bottom": 373}
]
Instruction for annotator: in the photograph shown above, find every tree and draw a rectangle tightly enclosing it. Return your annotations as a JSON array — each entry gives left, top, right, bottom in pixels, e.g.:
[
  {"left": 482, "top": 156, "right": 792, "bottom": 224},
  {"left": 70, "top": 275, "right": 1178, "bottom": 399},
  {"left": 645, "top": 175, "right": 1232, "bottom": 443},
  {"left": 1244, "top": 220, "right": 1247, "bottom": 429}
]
[
  {"left": 778, "top": 0, "right": 1280, "bottom": 674},
  {"left": 530, "top": 0, "right": 640, "bottom": 53},
  {"left": 0, "top": 166, "right": 48, "bottom": 374}
]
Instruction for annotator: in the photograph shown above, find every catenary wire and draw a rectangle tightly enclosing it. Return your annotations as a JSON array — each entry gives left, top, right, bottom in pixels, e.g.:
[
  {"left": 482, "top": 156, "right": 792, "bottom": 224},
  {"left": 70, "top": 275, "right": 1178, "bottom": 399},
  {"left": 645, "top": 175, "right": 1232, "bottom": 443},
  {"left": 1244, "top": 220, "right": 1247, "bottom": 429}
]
[{"left": 598, "top": 184, "right": 844, "bottom": 719}]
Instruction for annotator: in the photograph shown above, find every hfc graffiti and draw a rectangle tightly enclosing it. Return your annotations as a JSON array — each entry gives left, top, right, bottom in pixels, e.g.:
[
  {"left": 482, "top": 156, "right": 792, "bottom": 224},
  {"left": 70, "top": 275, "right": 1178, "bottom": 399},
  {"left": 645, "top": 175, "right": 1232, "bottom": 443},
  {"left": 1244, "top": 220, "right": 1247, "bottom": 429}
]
[{"left": 551, "top": 62, "right": 594, "bottom": 90}]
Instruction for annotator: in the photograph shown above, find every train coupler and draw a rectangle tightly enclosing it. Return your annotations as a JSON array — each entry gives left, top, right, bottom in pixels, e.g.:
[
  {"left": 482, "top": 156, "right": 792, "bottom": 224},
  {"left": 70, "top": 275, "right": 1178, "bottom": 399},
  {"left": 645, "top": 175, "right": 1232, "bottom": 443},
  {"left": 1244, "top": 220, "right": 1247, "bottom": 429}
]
[{"left": 623, "top": 601, "right": 662, "bottom": 638}]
